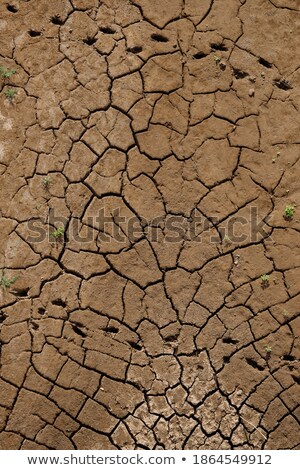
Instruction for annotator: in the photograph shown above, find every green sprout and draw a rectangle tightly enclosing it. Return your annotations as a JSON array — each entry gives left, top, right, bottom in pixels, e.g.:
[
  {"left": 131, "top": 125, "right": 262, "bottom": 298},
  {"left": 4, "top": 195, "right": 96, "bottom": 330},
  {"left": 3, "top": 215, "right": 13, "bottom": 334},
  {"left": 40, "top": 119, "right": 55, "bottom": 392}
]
[
  {"left": 42, "top": 176, "right": 51, "bottom": 188},
  {"left": 0, "top": 272, "right": 18, "bottom": 290},
  {"left": 4, "top": 88, "right": 17, "bottom": 100},
  {"left": 51, "top": 226, "right": 65, "bottom": 239},
  {"left": 284, "top": 205, "right": 295, "bottom": 220},
  {"left": 223, "top": 234, "right": 232, "bottom": 244},
  {"left": 0, "top": 66, "right": 16, "bottom": 79},
  {"left": 214, "top": 55, "right": 221, "bottom": 64},
  {"left": 260, "top": 274, "right": 270, "bottom": 287},
  {"left": 265, "top": 345, "right": 272, "bottom": 354}
]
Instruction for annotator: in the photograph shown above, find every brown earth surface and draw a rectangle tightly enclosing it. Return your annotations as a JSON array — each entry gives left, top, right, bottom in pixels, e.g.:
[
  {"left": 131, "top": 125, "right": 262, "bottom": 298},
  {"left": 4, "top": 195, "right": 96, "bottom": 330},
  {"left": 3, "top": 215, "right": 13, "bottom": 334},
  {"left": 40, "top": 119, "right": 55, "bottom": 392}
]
[{"left": 0, "top": 0, "right": 300, "bottom": 450}]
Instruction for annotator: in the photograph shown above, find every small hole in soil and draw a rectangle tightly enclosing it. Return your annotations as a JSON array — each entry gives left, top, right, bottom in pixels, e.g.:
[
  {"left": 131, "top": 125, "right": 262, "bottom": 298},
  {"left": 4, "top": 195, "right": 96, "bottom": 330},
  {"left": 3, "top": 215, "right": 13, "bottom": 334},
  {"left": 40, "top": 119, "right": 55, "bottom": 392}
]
[
  {"left": 104, "top": 326, "right": 119, "bottom": 334},
  {"left": 211, "top": 43, "right": 228, "bottom": 51},
  {"left": 83, "top": 36, "right": 97, "bottom": 45},
  {"left": 151, "top": 33, "right": 169, "bottom": 43},
  {"left": 99, "top": 26, "right": 115, "bottom": 34},
  {"left": 51, "top": 15, "right": 64, "bottom": 25},
  {"left": 193, "top": 52, "right": 207, "bottom": 59},
  {"left": 282, "top": 355, "right": 295, "bottom": 361},
  {"left": 223, "top": 356, "right": 230, "bottom": 364},
  {"left": 259, "top": 57, "right": 272, "bottom": 68},
  {"left": 12, "top": 287, "right": 29, "bottom": 297},
  {"left": 0, "top": 313, "right": 7, "bottom": 324},
  {"left": 72, "top": 324, "right": 86, "bottom": 337},
  {"left": 246, "top": 357, "right": 265, "bottom": 371},
  {"left": 7, "top": 4, "right": 18, "bottom": 13},
  {"left": 128, "top": 341, "right": 142, "bottom": 351},
  {"left": 222, "top": 337, "right": 239, "bottom": 345},
  {"left": 273, "top": 78, "right": 292, "bottom": 91},
  {"left": 165, "top": 334, "right": 179, "bottom": 342},
  {"left": 38, "top": 307, "right": 46, "bottom": 315},
  {"left": 28, "top": 30, "right": 41, "bottom": 37},
  {"left": 233, "top": 68, "right": 248, "bottom": 79},
  {"left": 30, "top": 321, "right": 39, "bottom": 330},
  {"left": 52, "top": 299, "right": 66, "bottom": 308},
  {"left": 292, "top": 375, "right": 300, "bottom": 384},
  {"left": 127, "top": 46, "right": 143, "bottom": 54}
]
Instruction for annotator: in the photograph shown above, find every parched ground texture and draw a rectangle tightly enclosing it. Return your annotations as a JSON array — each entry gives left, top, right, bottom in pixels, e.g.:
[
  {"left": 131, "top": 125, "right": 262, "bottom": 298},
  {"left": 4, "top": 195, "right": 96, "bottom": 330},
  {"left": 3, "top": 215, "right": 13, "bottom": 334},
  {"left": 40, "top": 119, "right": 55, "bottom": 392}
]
[{"left": 0, "top": 0, "right": 300, "bottom": 451}]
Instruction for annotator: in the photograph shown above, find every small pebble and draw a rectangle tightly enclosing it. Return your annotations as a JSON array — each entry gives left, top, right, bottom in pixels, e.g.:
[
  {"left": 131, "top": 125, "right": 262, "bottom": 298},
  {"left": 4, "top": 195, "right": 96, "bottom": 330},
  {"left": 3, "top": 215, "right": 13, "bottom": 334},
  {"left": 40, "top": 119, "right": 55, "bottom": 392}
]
[
  {"left": 249, "top": 75, "right": 256, "bottom": 83},
  {"left": 249, "top": 88, "right": 255, "bottom": 97}
]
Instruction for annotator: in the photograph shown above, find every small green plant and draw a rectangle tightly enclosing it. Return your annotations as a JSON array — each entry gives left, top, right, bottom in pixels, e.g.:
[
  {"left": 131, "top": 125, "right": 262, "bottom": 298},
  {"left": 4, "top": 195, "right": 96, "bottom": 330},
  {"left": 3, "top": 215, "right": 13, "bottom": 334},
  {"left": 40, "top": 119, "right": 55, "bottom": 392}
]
[
  {"left": 51, "top": 226, "right": 65, "bottom": 239},
  {"left": 4, "top": 88, "right": 17, "bottom": 100},
  {"left": 265, "top": 345, "right": 272, "bottom": 354},
  {"left": 0, "top": 271, "right": 18, "bottom": 290},
  {"left": 284, "top": 205, "right": 295, "bottom": 220},
  {"left": 260, "top": 274, "right": 270, "bottom": 287},
  {"left": 223, "top": 234, "right": 231, "bottom": 244},
  {"left": 42, "top": 176, "right": 51, "bottom": 187},
  {"left": 214, "top": 55, "right": 220, "bottom": 64},
  {"left": 0, "top": 66, "right": 16, "bottom": 79}
]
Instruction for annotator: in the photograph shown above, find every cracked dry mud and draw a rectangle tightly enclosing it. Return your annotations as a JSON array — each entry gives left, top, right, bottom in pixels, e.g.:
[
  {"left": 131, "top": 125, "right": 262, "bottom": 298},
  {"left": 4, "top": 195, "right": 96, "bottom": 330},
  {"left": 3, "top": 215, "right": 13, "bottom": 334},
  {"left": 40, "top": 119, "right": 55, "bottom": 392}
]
[{"left": 0, "top": 0, "right": 300, "bottom": 451}]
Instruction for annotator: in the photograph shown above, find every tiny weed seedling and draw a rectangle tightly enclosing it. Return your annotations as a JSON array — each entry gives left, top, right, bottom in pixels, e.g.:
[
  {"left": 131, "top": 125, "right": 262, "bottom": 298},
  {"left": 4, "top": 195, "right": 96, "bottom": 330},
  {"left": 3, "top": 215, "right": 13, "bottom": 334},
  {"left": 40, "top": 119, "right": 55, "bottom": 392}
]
[
  {"left": 0, "top": 66, "right": 16, "bottom": 79},
  {"left": 4, "top": 88, "right": 17, "bottom": 100},
  {"left": 260, "top": 274, "right": 270, "bottom": 287},
  {"left": 52, "top": 226, "right": 65, "bottom": 239},
  {"left": 284, "top": 205, "right": 295, "bottom": 220},
  {"left": 0, "top": 272, "right": 18, "bottom": 290},
  {"left": 214, "top": 55, "right": 221, "bottom": 64},
  {"left": 42, "top": 176, "right": 51, "bottom": 188},
  {"left": 265, "top": 345, "right": 272, "bottom": 354},
  {"left": 223, "top": 234, "right": 232, "bottom": 244}
]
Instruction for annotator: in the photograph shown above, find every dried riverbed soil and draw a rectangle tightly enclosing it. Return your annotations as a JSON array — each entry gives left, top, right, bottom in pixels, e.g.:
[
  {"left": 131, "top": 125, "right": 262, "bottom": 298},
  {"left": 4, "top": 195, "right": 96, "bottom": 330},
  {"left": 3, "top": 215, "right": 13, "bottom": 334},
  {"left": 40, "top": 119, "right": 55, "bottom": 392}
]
[{"left": 1, "top": 0, "right": 300, "bottom": 450}]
